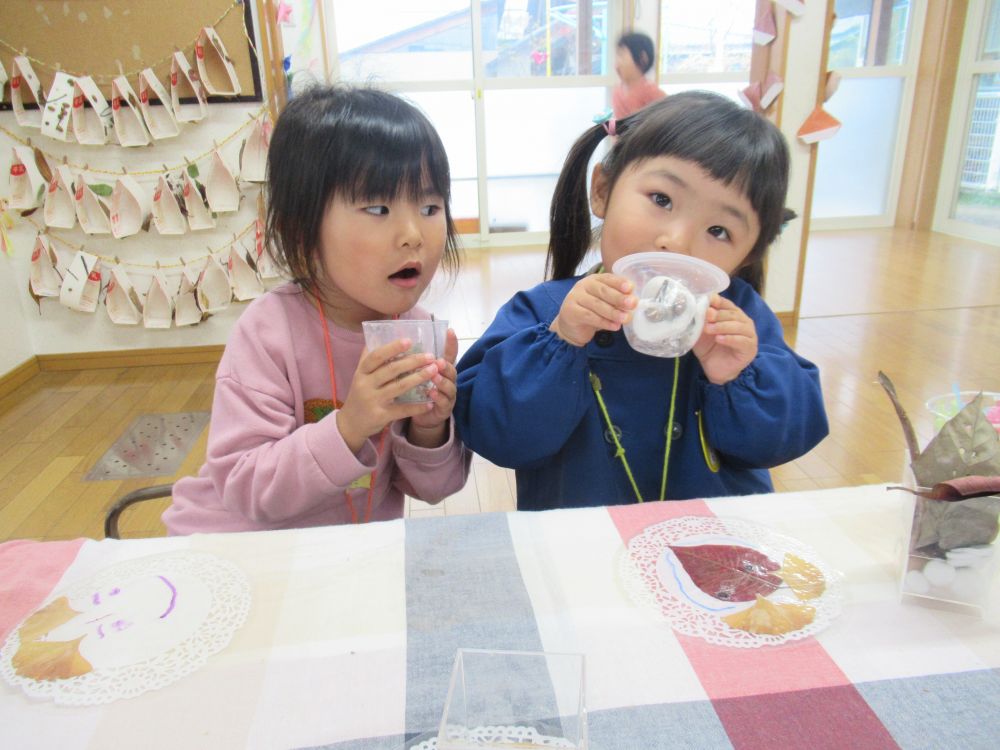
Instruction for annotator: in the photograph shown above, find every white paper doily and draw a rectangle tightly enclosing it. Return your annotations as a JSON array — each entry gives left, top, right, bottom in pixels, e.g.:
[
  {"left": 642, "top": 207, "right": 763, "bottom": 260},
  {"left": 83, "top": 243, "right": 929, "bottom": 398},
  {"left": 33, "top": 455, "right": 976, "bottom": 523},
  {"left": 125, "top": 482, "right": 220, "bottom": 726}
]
[
  {"left": 415, "top": 725, "right": 579, "bottom": 749},
  {"left": 1, "top": 550, "right": 250, "bottom": 705},
  {"left": 619, "top": 516, "right": 843, "bottom": 648}
]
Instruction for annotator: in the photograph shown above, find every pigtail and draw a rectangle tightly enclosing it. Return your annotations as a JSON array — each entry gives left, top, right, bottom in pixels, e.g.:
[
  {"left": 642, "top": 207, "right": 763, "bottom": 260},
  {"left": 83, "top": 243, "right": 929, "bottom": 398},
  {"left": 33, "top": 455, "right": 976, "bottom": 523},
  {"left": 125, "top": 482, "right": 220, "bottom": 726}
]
[{"left": 546, "top": 124, "right": 609, "bottom": 280}]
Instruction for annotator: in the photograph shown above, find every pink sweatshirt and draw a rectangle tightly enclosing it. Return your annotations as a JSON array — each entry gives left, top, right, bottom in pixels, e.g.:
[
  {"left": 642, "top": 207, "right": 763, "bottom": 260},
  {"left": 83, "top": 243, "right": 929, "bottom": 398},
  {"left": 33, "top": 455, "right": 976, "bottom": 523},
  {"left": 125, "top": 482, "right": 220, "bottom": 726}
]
[
  {"left": 163, "top": 283, "right": 471, "bottom": 534},
  {"left": 612, "top": 78, "right": 666, "bottom": 120}
]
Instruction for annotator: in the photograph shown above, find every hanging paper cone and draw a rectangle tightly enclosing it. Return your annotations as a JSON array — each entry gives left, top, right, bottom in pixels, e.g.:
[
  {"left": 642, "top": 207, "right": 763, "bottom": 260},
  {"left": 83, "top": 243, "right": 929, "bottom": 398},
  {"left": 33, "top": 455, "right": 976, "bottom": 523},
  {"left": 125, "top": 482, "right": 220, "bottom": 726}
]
[
  {"left": 174, "top": 264, "right": 203, "bottom": 326},
  {"left": 143, "top": 271, "right": 175, "bottom": 328},
  {"left": 41, "top": 72, "right": 77, "bottom": 142},
  {"left": 797, "top": 106, "right": 842, "bottom": 144},
  {"left": 44, "top": 164, "right": 77, "bottom": 229},
  {"left": 197, "top": 254, "right": 231, "bottom": 313},
  {"left": 110, "top": 174, "right": 151, "bottom": 238},
  {"left": 105, "top": 265, "right": 143, "bottom": 325},
  {"left": 760, "top": 72, "right": 784, "bottom": 110},
  {"left": 182, "top": 172, "right": 215, "bottom": 230},
  {"left": 240, "top": 117, "right": 271, "bottom": 182},
  {"left": 206, "top": 150, "right": 240, "bottom": 213},
  {"left": 8, "top": 145, "right": 46, "bottom": 209},
  {"left": 29, "top": 234, "right": 63, "bottom": 297},
  {"left": 253, "top": 218, "right": 280, "bottom": 279},
  {"left": 71, "top": 75, "right": 112, "bottom": 145},
  {"left": 738, "top": 82, "right": 762, "bottom": 113},
  {"left": 170, "top": 51, "right": 208, "bottom": 123},
  {"left": 59, "top": 250, "right": 102, "bottom": 312},
  {"left": 138, "top": 68, "right": 180, "bottom": 140},
  {"left": 196, "top": 27, "right": 242, "bottom": 96},
  {"left": 774, "top": 0, "right": 805, "bottom": 16},
  {"left": 74, "top": 179, "right": 112, "bottom": 234},
  {"left": 151, "top": 175, "right": 187, "bottom": 235},
  {"left": 754, "top": 6, "right": 776, "bottom": 46},
  {"left": 110, "top": 76, "right": 150, "bottom": 147},
  {"left": 10, "top": 56, "right": 44, "bottom": 129},
  {"left": 0, "top": 59, "right": 8, "bottom": 104},
  {"left": 229, "top": 244, "right": 264, "bottom": 301},
  {"left": 824, "top": 70, "right": 843, "bottom": 103}
]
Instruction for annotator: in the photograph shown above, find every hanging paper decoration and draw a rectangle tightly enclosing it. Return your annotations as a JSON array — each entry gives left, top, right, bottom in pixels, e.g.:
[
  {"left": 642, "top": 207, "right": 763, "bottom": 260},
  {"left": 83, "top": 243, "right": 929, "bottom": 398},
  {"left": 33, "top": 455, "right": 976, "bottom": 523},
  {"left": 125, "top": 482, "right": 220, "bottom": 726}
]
[
  {"left": 240, "top": 117, "right": 271, "bottom": 183},
  {"left": 0, "top": 59, "right": 8, "bottom": 104},
  {"left": 197, "top": 254, "right": 231, "bottom": 313},
  {"left": 182, "top": 171, "right": 215, "bottom": 231},
  {"left": 229, "top": 244, "right": 264, "bottom": 301},
  {"left": 138, "top": 68, "right": 180, "bottom": 140},
  {"left": 773, "top": 0, "right": 805, "bottom": 17},
  {"left": 8, "top": 145, "right": 46, "bottom": 210},
  {"left": 760, "top": 72, "right": 784, "bottom": 110},
  {"left": 174, "top": 263, "right": 204, "bottom": 326},
  {"left": 275, "top": 1, "right": 294, "bottom": 25},
  {"left": 110, "top": 76, "right": 150, "bottom": 147},
  {"left": 824, "top": 71, "right": 842, "bottom": 103},
  {"left": 29, "top": 234, "right": 63, "bottom": 297},
  {"left": 74, "top": 178, "right": 112, "bottom": 234},
  {"left": 753, "top": 6, "right": 776, "bottom": 46},
  {"left": 206, "top": 150, "right": 240, "bottom": 213},
  {"left": 10, "top": 56, "right": 44, "bottom": 129},
  {"left": 59, "top": 250, "right": 103, "bottom": 312},
  {"left": 44, "top": 164, "right": 77, "bottom": 229},
  {"left": 738, "top": 82, "right": 762, "bottom": 113},
  {"left": 171, "top": 50, "right": 208, "bottom": 123},
  {"left": 196, "top": 27, "right": 242, "bottom": 96},
  {"left": 143, "top": 270, "right": 175, "bottom": 328},
  {"left": 151, "top": 175, "right": 187, "bottom": 235},
  {"left": 0, "top": 200, "right": 14, "bottom": 256},
  {"left": 71, "top": 76, "right": 112, "bottom": 145},
  {"left": 105, "top": 265, "right": 143, "bottom": 325},
  {"left": 41, "top": 72, "right": 77, "bottom": 142},
  {"left": 797, "top": 106, "right": 842, "bottom": 144},
  {"left": 253, "top": 217, "right": 280, "bottom": 279},
  {"left": 110, "top": 175, "right": 151, "bottom": 239}
]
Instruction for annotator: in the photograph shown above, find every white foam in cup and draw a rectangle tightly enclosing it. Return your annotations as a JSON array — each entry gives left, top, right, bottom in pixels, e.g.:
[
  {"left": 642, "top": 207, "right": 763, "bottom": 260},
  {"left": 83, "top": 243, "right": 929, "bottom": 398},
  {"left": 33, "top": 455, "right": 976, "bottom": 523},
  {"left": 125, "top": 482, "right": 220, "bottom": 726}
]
[{"left": 611, "top": 252, "right": 730, "bottom": 358}]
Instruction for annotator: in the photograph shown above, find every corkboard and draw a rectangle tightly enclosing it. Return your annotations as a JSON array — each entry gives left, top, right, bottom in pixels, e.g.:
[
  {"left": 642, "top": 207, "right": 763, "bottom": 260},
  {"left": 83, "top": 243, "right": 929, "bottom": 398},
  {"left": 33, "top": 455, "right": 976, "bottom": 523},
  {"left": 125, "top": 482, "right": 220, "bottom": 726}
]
[{"left": 0, "top": 0, "right": 262, "bottom": 108}]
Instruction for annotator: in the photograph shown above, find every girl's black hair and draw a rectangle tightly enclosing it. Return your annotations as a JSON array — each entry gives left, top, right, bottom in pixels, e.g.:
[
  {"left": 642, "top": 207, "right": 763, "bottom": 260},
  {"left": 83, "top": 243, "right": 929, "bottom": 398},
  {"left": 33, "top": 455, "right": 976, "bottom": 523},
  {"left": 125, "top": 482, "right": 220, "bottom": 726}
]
[
  {"left": 547, "top": 91, "right": 791, "bottom": 293},
  {"left": 617, "top": 32, "right": 657, "bottom": 74},
  {"left": 265, "top": 84, "right": 460, "bottom": 292}
]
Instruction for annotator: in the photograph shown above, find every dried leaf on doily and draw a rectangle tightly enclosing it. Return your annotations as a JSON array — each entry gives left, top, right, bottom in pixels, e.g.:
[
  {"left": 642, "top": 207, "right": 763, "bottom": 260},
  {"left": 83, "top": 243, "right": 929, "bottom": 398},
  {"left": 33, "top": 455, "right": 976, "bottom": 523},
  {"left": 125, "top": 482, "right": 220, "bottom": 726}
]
[
  {"left": 778, "top": 553, "right": 826, "bottom": 600},
  {"left": 12, "top": 635, "right": 93, "bottom": 681},
  {"left": 668, "top": 544, "right": 782, "bottom": 602},
  {"left": 722, "top": 594, "right": 816, "bottom": 635},
  {"left": 17, "top": 596, "right": 77, "bottom": 641}
]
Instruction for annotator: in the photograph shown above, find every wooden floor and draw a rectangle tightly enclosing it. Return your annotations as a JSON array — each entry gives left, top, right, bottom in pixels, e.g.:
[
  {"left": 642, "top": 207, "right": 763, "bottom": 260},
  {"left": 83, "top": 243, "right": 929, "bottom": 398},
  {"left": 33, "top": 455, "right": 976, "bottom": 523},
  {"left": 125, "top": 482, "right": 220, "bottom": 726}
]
[{"left": 1, "top": 227, "right": 997, "bottom": 541}]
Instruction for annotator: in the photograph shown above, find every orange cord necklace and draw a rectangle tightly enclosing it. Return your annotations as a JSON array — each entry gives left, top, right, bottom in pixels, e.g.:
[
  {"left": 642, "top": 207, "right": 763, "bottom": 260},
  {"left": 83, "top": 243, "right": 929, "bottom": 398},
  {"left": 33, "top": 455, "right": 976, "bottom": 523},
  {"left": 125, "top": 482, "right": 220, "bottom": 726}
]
[{"left": 313, "top": 292, "right": 388, "bottom": 524}]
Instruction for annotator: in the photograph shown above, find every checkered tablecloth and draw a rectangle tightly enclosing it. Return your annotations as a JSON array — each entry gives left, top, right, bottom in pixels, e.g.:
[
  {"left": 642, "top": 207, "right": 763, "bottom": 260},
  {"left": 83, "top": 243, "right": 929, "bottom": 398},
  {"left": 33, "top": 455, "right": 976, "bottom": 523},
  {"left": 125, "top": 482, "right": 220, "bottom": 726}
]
[{"left": 1, "top": 484, "right": 998, "bottom": 749}]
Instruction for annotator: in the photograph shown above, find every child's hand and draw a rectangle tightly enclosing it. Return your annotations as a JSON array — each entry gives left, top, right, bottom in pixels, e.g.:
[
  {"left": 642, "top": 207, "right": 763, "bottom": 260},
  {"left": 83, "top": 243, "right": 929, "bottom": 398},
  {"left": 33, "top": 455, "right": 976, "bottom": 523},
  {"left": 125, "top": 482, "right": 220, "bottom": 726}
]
[
  {"left": 408, "top": 328, "right": 459, "bottom": 448},
  {"left": 550, "top": 273, "right": 637, "bottom": 347},
  {"left": 692, "top": 294, "right": 758, "bottom": 385},
  {"left": 336, "top": 340, "right": 439, "bottom": 455}
]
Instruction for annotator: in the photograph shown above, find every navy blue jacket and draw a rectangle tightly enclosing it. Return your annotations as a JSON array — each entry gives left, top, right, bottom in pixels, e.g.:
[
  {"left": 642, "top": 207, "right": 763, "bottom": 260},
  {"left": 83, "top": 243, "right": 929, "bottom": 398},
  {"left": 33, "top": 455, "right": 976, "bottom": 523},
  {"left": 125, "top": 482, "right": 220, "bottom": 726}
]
[{"left": 455, "top": 276, "right": 828, "bottom": 510}]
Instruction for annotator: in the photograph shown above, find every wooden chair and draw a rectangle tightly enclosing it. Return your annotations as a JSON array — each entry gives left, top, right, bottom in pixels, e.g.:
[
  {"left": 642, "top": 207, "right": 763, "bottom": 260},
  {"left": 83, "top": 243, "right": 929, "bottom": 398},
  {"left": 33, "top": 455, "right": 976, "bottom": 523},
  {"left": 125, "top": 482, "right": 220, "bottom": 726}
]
[{"left": 104, "top": 483, "right": 174, "bottom": 539}]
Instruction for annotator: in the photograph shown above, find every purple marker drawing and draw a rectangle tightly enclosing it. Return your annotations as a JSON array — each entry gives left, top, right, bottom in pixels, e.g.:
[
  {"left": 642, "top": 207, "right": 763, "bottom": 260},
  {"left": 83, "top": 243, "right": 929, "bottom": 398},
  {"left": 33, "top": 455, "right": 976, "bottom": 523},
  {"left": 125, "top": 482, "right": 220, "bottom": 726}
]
[{"left": 158, "top": 575, "right": 177, "bottom": 619}]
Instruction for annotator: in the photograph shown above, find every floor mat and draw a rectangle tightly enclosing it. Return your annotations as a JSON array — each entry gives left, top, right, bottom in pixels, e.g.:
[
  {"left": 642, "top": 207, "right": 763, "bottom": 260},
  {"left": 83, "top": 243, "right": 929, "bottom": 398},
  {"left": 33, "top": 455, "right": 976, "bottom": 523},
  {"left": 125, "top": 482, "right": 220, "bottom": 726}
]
[{"left": 85, "top": 412, "right": 210, "bottom": 480}]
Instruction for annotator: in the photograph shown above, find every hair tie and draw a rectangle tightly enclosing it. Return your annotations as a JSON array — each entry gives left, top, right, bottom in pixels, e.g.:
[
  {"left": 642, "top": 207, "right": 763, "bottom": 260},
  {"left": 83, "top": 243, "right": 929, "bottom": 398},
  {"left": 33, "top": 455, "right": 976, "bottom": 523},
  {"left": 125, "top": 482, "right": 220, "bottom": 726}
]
[
  {"left": 592, "top": 108, "right": 616, "bottom": 137},
  {"left": 603, "top": 118, "right": 617, "bottom": 136}
]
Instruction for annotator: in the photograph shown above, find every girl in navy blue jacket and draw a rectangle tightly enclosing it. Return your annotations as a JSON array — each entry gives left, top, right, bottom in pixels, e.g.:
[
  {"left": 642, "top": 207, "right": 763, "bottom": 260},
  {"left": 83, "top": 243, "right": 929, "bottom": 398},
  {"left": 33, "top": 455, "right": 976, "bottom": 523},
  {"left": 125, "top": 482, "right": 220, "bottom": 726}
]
[{"left": 455, "top": 91, "right": 828, "bottom": 510}]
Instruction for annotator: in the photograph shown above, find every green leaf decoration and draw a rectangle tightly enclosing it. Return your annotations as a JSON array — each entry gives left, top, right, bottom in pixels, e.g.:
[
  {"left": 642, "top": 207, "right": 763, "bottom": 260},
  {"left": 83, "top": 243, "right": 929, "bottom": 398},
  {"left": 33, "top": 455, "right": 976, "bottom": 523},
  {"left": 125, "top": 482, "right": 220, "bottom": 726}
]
[
  {"left": 89, "top": 183, "right": 114, "bottom": 198},
  {"left": 187, "top": 163, "right": 200, "bottom": 179}
]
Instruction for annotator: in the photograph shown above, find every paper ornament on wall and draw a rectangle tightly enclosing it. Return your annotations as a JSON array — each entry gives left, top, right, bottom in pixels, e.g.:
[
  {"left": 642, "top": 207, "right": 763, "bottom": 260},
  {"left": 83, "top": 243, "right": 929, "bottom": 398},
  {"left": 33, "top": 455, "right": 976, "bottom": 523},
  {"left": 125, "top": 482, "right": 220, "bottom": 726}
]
[
  {"left": 0, "top": 59, "right": 8, "bottom": 104},
  {"left": 229, "top": 244, "right": 264, "bottom": 301},
  {"left": 774, "top": 0, "right": 805, "bottom": 16},
  {"left": 174, "top": 264, "right": 203, "bottom": 326},
  {"left": 197, "top": 254, "right": 231, "bottom": 313},
  {"left": 196, "top": 27, "right": 241, "bottom": 96},
  {"left": 754, "top": 6, "right": 776, "bottom": 46},
  {"left": 8, "top": 146, "right": 46, "bottom": 210},
  {"left": 10, "top": 56, "right": 44, "bottom": 129},
  {"left": 797, "top": 106, "right": 842, "bottom": 144},
  {"left": 253, "top": 218, "right": 280, "bottom": 279},
  {"left": 71, "top": 76, "right": 112, "bottom": 145},
  {"left": 824, "top": 71, "right": 842, "bottom": 103},
  {"left": 111, "top": 76, "right": 150, "bottom": 147},
  {"left": 41, "top": 72, "right": 76, "bottom": 142},
  {"left": 44, "top": 164, "right": 77, "bottom": 229},
  {"left": 760, "top": 72, "right": 784, "bottom": 110},
  {"left": 60, "top": 250, "right": 102, "bottom": 312},
  {"left": 739, "top": 82, "right": 762, "bottom": 113},
  {"left": 152, "top": 175, "right": 186, "bottom": 235},
  {"left": 30, "top": 234, "right": 63, "bottom": 297},
  {"left": 143, "top": 271, "right": 175, "bottom": 328},
  {"left": 171, "top": 51, "right": 208, "bottom": 123},
  {"left": 182, "top": 172, "right": 215, "bottom": 231},
  {"left": 105, "top": 266, "right": 143, "bottom": 325},
  {"left": 206, "top": 151, "right": 240, "bottom": 213},
  {"left": 74, "top": 180, "right": 112, "bottom": 234},
  {"left": 110, "top": 175, "right": 151, "bottom": 239},
  {"left": 138, "top": 68, "right": 180, "bottom": 140},
  {"left": 240, "top": 118, "right": 271, "bottom": 183}
]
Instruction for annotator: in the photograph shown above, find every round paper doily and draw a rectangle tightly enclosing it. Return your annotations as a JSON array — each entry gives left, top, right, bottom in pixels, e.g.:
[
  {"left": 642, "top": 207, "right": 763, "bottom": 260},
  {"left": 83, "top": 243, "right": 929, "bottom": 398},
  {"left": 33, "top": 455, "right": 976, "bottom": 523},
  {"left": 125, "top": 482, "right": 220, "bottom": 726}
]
[
  {"left": 619, "top": 516, "right": 843, "bottom": 647},
  {"left": 413, "top": 725, "right": 579, "bottom": 749},
  {"left": 1, "top": 550, "right": 250, "bottom": 705}
]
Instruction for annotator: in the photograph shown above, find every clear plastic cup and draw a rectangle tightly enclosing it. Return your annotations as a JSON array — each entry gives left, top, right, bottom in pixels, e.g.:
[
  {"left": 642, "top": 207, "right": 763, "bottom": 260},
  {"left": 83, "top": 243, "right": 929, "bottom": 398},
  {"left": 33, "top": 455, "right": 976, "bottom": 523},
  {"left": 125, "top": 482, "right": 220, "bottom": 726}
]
[
  {"left": 361, "top": 318, "right": 448, "bottom": 403},
  {"left": 926, "top": 391, "right": 1000, "bottom": 434},
  {"left": 611, "top": 252, "right": 730, "bottom": 358}
]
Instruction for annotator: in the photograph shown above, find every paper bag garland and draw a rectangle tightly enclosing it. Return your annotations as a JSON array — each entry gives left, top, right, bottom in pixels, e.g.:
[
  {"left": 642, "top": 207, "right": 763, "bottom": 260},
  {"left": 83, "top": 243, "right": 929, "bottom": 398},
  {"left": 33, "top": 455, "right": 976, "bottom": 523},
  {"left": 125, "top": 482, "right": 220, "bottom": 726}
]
[
  {"left": 138, "top": 68, "right": 180, "bottom": 140},
  {"left": 760, "top": 72, "right": 784, "bottom": 110},
  {"left": 739, "top": 82, "right": 762, "bottom": 113},
  {"left": 196, "top": 27, "right": 241, "bottom": 96},
  {"left": 229, "top": 244, "right": 264, "bottom": 301},
  {"left": 797, "top": 106, "right": 842, "bottom": 144},
  {"left": 111, "top": 76, "right": 150, "bottom": 147},
  {"left": 197, "top": 254, "right": 231, "bottom": 313},
  {"left": 71, "top": 76, "right": 112, "bottom": 145},
  {"left": 253, "top": 218, "right": 280, "bottom": 279},
  {"left": 0, "top": 59, "right": 8, "bottom": 104},
  {"left": 754, "top": 6, "right": 776, "bottom": 46},
  {"left": 206, "top": 151, "right": 240, "bottom": 213},
  {"left": 240, "top": 118, "right": 271, "bottom": 183},
  {"left": 41, "top": 72, "right": 77, "bottom": 142},
  {"left": 11, "top": 56, "right": 44, "bottom": 129},
  {"left": 774, "top": 0, "right": 805, "bottom": 16},
  {"left": 174, "top": 264, "right": 204, "bottom": 326},
  {"left": 171, "top": 51, "right": 208, "bottom": 123},
  {"left": 105, "top": 265, "right": 143, "bottom": 325},
  {"left": 182, "top": 172, "right": 215, "bottom": 230},
  {"left": 143, "top": 271, "right": 175, "bottom": 328},
  {"left": 44, "top": 164, "right": 77, "bottom": 229},
  {"left": 60, "top": 250, "right": 102, "bottom": 312},
  {"left": 152, "top": 175, "right": 186, "bottom": 235},
  {"left": 8, "top": 145, "right": 46, "bottom": 210},
  {"left": 29, "top": 234, "right": 63, "bottom": 297},
  {"left": 110, "top": 175, "right": 151, "bottom": 239},
  {"left": 74, "top": 179, "right": 112, "bottom": 234}
]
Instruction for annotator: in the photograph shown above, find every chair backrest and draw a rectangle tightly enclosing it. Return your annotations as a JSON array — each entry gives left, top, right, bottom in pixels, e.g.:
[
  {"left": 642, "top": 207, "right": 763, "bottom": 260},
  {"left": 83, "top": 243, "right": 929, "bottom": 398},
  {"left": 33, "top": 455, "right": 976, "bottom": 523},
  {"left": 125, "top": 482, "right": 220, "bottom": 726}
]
[{"left": 104, "top": 483, "right": 174, "bottom": 539}]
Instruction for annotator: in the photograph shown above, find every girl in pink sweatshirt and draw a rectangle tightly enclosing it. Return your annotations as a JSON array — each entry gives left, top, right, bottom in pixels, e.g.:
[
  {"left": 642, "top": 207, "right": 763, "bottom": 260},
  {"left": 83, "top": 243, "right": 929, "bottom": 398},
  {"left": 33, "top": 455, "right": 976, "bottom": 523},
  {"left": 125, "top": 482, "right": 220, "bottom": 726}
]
[{"left": 163, "top": 85, "right": 470, "bottom": 534}]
